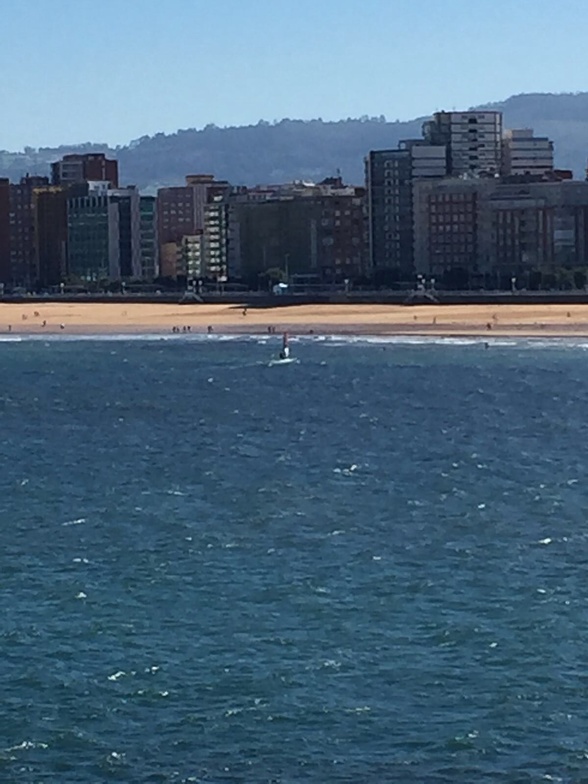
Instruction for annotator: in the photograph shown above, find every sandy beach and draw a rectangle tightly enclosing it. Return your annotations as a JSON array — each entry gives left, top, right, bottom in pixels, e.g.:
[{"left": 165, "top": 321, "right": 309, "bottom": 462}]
[{"left": 3, "top": 301, "right": 588, "bottom": 337}]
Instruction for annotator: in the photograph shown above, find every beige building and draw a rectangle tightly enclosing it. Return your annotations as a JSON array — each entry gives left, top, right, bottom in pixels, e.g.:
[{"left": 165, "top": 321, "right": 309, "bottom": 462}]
[{"left": 160, "top": 241, "right": 181, "bottom": 279}]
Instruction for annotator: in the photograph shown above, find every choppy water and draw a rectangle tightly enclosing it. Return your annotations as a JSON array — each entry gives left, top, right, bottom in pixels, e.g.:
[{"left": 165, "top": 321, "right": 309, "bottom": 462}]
[{"left": 2, "top": 335, "right": 588, "bottom": 782}]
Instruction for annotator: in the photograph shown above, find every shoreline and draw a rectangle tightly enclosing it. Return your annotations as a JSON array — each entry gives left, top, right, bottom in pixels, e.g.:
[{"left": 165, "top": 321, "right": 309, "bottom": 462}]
[{"left": 3, "top": 301, "right": 588, "bottom": 338}]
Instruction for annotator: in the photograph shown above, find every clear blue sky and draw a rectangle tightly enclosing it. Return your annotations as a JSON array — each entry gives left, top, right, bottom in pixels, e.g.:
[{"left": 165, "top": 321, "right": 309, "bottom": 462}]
[{"left": 1, "top": 0, "right": 585, "bottom": 151}]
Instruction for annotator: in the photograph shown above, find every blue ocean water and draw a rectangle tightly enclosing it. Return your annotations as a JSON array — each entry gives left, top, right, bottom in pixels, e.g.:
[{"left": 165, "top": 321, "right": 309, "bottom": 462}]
[{"left": 2, "top": 335, "right": 588, "bottom": 782}]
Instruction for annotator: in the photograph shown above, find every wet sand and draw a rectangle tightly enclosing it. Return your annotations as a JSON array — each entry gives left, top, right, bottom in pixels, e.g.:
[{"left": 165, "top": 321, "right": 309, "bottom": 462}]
[{"left": 3, "top": 302, "right": 588, "bottom": 337}]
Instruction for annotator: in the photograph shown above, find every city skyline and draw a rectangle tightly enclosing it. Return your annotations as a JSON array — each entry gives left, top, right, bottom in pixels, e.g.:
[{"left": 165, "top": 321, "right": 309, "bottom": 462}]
[
  {"left": 1, "top": 0, "right": 585, "bottom": 151},
  {"left": 3, "top": 107, "right": 586, "bottom": 293}
]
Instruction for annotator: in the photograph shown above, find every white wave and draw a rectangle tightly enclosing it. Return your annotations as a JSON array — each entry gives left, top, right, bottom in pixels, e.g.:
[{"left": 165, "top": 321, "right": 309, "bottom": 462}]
[
  {"left": 62, "top": 517, "right": 86, "bottom": 526},
  {"left": 2, "top": 330, "right": 588, "bottom": 351},
  {"left": 5, "top": 740, "right": 49, "bottom": 752}
]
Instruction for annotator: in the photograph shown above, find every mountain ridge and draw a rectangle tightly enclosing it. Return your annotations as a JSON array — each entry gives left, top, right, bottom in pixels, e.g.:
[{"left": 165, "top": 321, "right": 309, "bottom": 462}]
[{"left": 1, "top": 92, "right": 587, "bottom": 190}]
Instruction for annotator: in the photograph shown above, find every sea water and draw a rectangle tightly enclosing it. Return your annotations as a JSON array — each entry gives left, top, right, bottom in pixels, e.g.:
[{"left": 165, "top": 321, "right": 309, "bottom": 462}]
[{"left": 2, "top": 335, "right": 588, "bottom": 782}]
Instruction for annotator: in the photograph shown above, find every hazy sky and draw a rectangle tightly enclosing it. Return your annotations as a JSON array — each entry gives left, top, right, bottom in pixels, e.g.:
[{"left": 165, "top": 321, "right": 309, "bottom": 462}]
[{"left": 1, "top": 0, "right": 585, "bottom": 150}]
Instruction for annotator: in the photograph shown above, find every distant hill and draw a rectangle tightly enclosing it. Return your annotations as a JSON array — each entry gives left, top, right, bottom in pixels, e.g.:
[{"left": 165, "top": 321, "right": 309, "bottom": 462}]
[{"left": 1, "top": 93, "right": 587, "bottom": 189}]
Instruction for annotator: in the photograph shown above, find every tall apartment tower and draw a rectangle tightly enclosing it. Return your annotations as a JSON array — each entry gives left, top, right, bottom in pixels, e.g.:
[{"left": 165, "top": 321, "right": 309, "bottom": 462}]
[
  {"left": 9, "top": 175, "right": 50, "bottom": 287},
  {"left": 51, "top": 153, "right": 119, "bottom": 188},
  {"left": 501, "top": 129, "right": 554, "bottom": 177},
  {"left": 0, "top": 178, "right": 10, "bottom": 285},
  {"left": 34, "top": 187, "right": 69, "bottom": 288},
  {"left": 423, "top": 111, "right": 503, "bottom": 176},
  {"left": 109, "top": 187, "right": 142, "bottom": 279},
  {"left": 365, "top": 141, "right": 446, "bottom": 283},
  {"left": 139, "top": 196, "right": 159, "bottom": 281}
]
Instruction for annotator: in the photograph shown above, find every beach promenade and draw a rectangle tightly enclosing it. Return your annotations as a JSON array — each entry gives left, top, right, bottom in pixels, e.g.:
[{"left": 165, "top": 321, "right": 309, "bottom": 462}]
[{"left": 3, "top": 301, "right": 588, "bottom": 337}]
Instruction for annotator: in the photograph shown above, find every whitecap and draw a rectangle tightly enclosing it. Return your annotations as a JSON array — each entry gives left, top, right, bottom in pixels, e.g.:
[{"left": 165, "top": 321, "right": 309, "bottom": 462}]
[
  {"left": 62, "top": 517, "right": 86, "bottom": 526},
  {"left": 75, "top": 591, "right": 87, "bottom": 599},
  {"left": 5, "top": 740, "right": 49, "bottom": 752},
  {"left": 322, "top": 660, "right": 341, "bottom": 669},
  {"left": 108, "top": 671, "right": 126, "bottom": 681},
  {"left": 538, "top": 538, "right": 552, "bottom": 545}
]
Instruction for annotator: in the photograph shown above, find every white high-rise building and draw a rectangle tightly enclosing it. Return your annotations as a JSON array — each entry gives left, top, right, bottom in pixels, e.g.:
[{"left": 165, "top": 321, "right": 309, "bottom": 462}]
[
  {"left": 423, "top": 111, "right": 503, "bottom": 176},
  {"left": 501, "top": 129, "right": 554, "bottom": 177}
]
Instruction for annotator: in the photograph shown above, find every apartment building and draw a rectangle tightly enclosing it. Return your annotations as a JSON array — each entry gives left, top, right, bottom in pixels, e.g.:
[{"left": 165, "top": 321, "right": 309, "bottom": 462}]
[
  {"left": 365, "top": 141, "right": 446, "bottom": 282},
  {"left": 51, "top": 153, "right": 119, "bottom": 188},
  {"left": 423, "top": 111, "right": 503, "bottom": 176},
  {"left": 501, "top": 129, "right": 554, "bottom": 177},
  {"left": 9, "top": 176, "right": 50, "bottom": 287}
]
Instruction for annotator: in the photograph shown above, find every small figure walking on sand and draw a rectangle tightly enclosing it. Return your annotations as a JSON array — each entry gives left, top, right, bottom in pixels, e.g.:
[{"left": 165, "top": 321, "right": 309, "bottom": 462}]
[
  {"left": 207, "top": 325, "right": 213, "bottom": 334},
  {"left": 242, "top": 307, "right": 248, "bottom": 316},
  {"left": 8, "top": 325, "right": 11, "bottom": 332}
]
